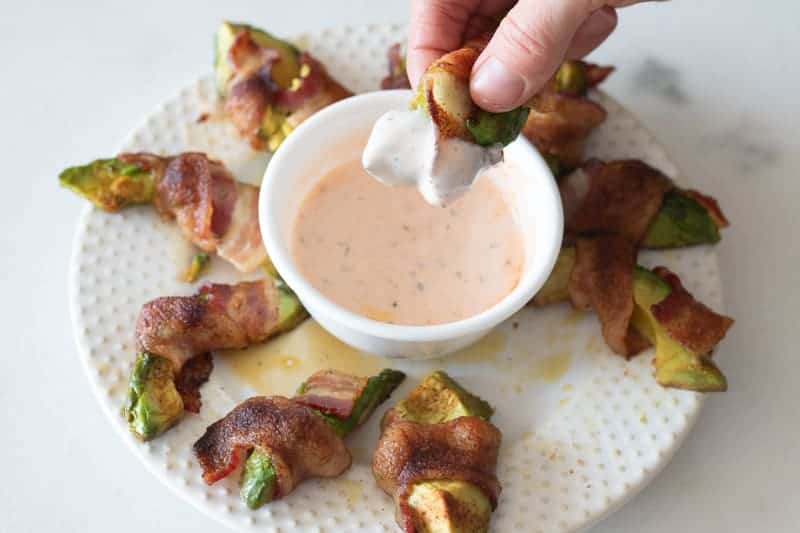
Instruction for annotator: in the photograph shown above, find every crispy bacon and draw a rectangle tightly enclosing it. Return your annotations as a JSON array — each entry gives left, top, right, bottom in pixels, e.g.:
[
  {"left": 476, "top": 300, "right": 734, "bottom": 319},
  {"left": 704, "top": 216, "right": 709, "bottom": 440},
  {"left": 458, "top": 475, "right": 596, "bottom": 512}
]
[
  {"left": 132, "top": 152, "right": 266, "bottom": 272},
  {"left": 584, "top": 63, "right": 615, "bottom": 87},
  {"left": 282, "top": 53, "right": 352, "bottom": 127},
  {"left": 153, "top": 153, "right": 234, "bottom": 250},
  {"left": 224, "top": 35, "right": 352, "bottom": 147},
  {"left": 569, "top": 235, "right": 650, "bottom": 357},
  {"left": 174, "top": 353, "right": 213, "bottom": 413},
  {"left": 228, "top": 30, "right": 281, "bottom": 82},
  {"left": 651, "top": 267, "right": 734, "bottom": 354},
  {"left": 193, "top": 396, "right": 351, "bottom": 495},
  {"left": 294, "top": 370, "right": 368, "bottom": 418},
  {"left": 381, "top": 43, "right": 411, "bottom": 89},
  {"left": 373, "top": 410, "right": 502, "bottom": 533},
  {"left": 225, "top": 76, "right": 274, "bottom": 142},
  {"left": 563, "top": 159, "right": 674, "bottom": 244},
  {"left": 523, "top": 61, "right": 612, "bottom": 171},
  {"left": 215, "top": 184, "right": 267, "bottom": 271},
  {"left": 136, "top": 280, "right": 280, "bottom": 373},
  {"left": 685, "top": 189, "right": 730, "bottom": 228}
]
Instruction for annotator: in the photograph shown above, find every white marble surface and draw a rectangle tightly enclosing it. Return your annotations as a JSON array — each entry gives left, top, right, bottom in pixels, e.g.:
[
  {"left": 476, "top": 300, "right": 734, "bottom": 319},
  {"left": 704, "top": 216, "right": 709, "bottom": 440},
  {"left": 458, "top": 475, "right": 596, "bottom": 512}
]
[{"left": 0, "top": 1, "right": 797, "bottom": 532}]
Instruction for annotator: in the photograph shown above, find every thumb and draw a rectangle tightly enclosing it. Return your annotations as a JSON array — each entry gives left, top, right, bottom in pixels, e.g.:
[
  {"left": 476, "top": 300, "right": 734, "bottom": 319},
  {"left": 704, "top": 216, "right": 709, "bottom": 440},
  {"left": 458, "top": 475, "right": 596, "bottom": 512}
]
[{"left": 470, "top": 0, "right": 591, "bottom": 112}]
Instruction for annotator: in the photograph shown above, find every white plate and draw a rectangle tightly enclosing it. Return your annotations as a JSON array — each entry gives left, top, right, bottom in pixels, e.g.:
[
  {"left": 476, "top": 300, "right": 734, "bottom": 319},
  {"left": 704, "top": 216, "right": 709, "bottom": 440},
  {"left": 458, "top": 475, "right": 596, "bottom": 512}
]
[{"left": 69, "top": 24, "right": 727, "bottom": 533}]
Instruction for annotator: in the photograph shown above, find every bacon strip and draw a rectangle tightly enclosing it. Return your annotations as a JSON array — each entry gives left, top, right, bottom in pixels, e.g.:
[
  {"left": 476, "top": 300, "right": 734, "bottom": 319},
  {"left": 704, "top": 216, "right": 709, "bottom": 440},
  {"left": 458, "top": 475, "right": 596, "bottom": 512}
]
[
  {"left": 372, "top": 410, "right": 502, "bottom": 533},
  {"left": 124, "top": 152, "right": 266, "bottom": 273},
  {"left": 569, "top": 235, "right": 650, "bottom": 357},
  {"left": 522, "top": 61, "right": 612, "bottom": 171},
  {"left": 651, "top": 267, "right": 734, "bottom": 354},
  {"left": 225, "top": 76, "right": 275, "bottom": 143},
  {"left": 174, "top": 353, "right": 213, "bottom": 413},
  {"left": 135, "top": 280, "right": 280, "bottom": 373},
  {"left": 283, "top": 53, "right": 353, "bottom": 127},
  {"left": 228, "top": 30, "right": 281, "bottom": 83},
  {"left": 563, "top": 159, "right": 674, "bottom": 244},
  {"left": 193, "top": 396, "right": 351, "bottom": 496},
  {"left": 294, "top": 370, "right": 368, "bottom": 418},
  {"left": 215, "top": 184, "right": 268, "bottom": 271}
]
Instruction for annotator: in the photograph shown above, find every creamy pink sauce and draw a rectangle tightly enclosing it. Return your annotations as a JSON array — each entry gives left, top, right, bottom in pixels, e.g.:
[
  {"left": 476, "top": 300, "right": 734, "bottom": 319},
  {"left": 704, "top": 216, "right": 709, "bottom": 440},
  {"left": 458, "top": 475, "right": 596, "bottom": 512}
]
[{"left": 291, "top": 158, "right": 524, "bottom": 326}]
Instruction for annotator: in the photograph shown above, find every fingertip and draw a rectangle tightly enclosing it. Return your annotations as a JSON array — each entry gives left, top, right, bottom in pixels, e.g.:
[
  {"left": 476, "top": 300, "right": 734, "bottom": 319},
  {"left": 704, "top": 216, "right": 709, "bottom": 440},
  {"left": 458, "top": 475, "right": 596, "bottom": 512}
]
[{"left": 405, "top": 49, "right": 441, "bottom": 88}]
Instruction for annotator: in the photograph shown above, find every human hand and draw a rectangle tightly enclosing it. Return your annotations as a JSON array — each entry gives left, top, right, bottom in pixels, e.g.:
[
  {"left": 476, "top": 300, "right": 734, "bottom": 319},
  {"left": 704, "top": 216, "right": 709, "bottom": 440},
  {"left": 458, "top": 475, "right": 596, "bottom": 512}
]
[{"left": 407, "top": 0, "right": 659, "bottom": 112}]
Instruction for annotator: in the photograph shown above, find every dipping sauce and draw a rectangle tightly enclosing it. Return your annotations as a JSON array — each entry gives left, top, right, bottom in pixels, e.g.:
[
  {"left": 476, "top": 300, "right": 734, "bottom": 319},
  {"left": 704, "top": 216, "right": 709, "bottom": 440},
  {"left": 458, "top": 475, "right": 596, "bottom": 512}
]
[
  {"left": 291, "top": 158, "right": 524, "bottom": 325},
  {"left": 362, "top": 109, "right": 502, "bottom": 206}
]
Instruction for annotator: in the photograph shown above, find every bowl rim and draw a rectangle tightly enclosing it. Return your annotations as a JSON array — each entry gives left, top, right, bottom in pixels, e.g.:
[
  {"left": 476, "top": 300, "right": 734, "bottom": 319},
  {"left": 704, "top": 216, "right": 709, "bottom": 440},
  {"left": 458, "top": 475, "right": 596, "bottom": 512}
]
[{"left": 259, "top": 89, "right": 563, "bottom": 343}]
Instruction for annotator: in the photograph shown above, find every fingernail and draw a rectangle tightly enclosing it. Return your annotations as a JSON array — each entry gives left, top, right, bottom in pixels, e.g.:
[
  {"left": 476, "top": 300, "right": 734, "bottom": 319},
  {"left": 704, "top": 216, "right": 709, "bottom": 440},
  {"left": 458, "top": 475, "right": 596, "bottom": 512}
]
[
  {"left": 471, "top": 56, "right": 526, "bottom": 111},
  {"left": 584, "top": 8, "right": 617, "bottom": 37}
]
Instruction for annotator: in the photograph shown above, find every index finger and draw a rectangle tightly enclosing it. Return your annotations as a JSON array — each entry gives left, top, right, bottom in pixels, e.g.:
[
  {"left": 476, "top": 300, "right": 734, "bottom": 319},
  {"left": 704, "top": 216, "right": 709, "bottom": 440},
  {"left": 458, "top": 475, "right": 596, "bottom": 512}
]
[{"left": 406, "top": 0, "right": 481, "bottom": 87}]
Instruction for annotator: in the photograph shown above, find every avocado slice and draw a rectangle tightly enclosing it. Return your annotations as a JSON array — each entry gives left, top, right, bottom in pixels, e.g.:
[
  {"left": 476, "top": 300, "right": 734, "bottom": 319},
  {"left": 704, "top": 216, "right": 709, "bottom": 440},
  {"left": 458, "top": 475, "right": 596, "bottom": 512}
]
[
  {"left": 275, "top": 283, "right": 309, "bottom": 334},
  {"left": 214, "top": 21, "right": 301, "bottom": 95},
  {"left": 395, "top": 372, "right": 494, "bottom": 533},
  {"left": 395, "top": 371, "right": 494, "bottom": 424},
  {"left": 554, "top": 60, "right": 588, "bottom": 96},
  {"left": 124, "top": 353, "right": 184, "bottom": 441},
  {"left": 407, "top": 480, "right": 492, "bottom": 533},
  {"left": 642, "top": 190, "right": 721, "bottom": 249},
  {"left": 59, "top": 158, "right": 157, "bottom": 212},
  {"left": 239, "top": 449, "right": 278, "bottom": 509},
  {"left": 465, "top": 107, "right": 530, "bottom": 147},
  {"left": 308, "top": 368, "right": 407, "bottom": 437},
  {"left": 630, "top": 267, "right": 727, "bottom": 391},
  {"left": 532, "top": 247, "right": 575, "bottom": 306}
]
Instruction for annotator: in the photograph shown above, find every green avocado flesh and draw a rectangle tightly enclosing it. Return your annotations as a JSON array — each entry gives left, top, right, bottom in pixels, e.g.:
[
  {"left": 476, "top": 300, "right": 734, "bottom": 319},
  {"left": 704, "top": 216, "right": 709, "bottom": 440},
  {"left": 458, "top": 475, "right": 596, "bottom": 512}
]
[
  {"left": 408, "top": 480, "right": 492, "bottom": 533},
  {"left": 239, "top": 449, "right": 278, "bottom": 509},
  {"left": 125, "top": 353, "right": 183, "bottom": 441},
  {"left": 313, "top": 368, "right": 406, "bottom": 437},
  {"left": 532, "top": 251, "right": 727, "bottom": 391},
  {"left": 275, "top": 284, "right": 308, "bottom": 334},
  {"left": 399, "top": 372, "right": 494, "bottom": 532},
  {"left": 59, "top": 158, "right": 156, "bottom": 212},
  {"left": 395, "top": 371, "right": 493, "bottom": 424},
  {"left": 642, "top": 191, "right": 721, "bottom": 248},
  {"left": 465, "top": 107, "right": 530, "bottom": 147},
  {"left": 630, "top": 267, "right": 727, "bottom": 391}
]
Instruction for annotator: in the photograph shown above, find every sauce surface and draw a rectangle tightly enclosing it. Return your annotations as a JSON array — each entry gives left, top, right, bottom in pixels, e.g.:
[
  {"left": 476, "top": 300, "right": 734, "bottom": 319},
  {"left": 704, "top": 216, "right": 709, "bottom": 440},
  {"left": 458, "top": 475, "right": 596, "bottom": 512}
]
[{"left": 291, "top": 158, "right": 524, "bottom": 325}]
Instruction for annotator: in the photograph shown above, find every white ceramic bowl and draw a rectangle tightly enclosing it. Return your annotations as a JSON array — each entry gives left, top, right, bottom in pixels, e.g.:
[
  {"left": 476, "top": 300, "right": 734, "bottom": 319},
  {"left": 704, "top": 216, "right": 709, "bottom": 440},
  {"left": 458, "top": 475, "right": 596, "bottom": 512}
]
[{"left": 260, "top": 90, "right": 563, "bottom": 358}]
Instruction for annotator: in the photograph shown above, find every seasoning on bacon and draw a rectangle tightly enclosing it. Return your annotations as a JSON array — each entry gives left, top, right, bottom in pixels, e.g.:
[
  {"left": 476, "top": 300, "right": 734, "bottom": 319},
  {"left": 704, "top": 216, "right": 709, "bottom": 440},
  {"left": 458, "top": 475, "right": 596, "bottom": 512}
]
[
  {"left": 562, "top": 159, "right": 674, "bottom": 244},
  {"left": 193, "top": 396, "right": 351, "bottom": 492},
  {"left": 522, "top": 60, "right": 613, "bottom": 174},
  {"left": 137, "top": 280, "right": 280, "bottom": 369},
  {"left": 568, "top": 235, "right": 650, "bottom": 357},
  {"left": 651, "top": 266, "right": 735, "bottom": 354},
  {"left": 294, "top": 370, "right": 368, "bottom": 419},
  {"left": 373, "top": 412, "right": 502, "bottom": 533}
]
